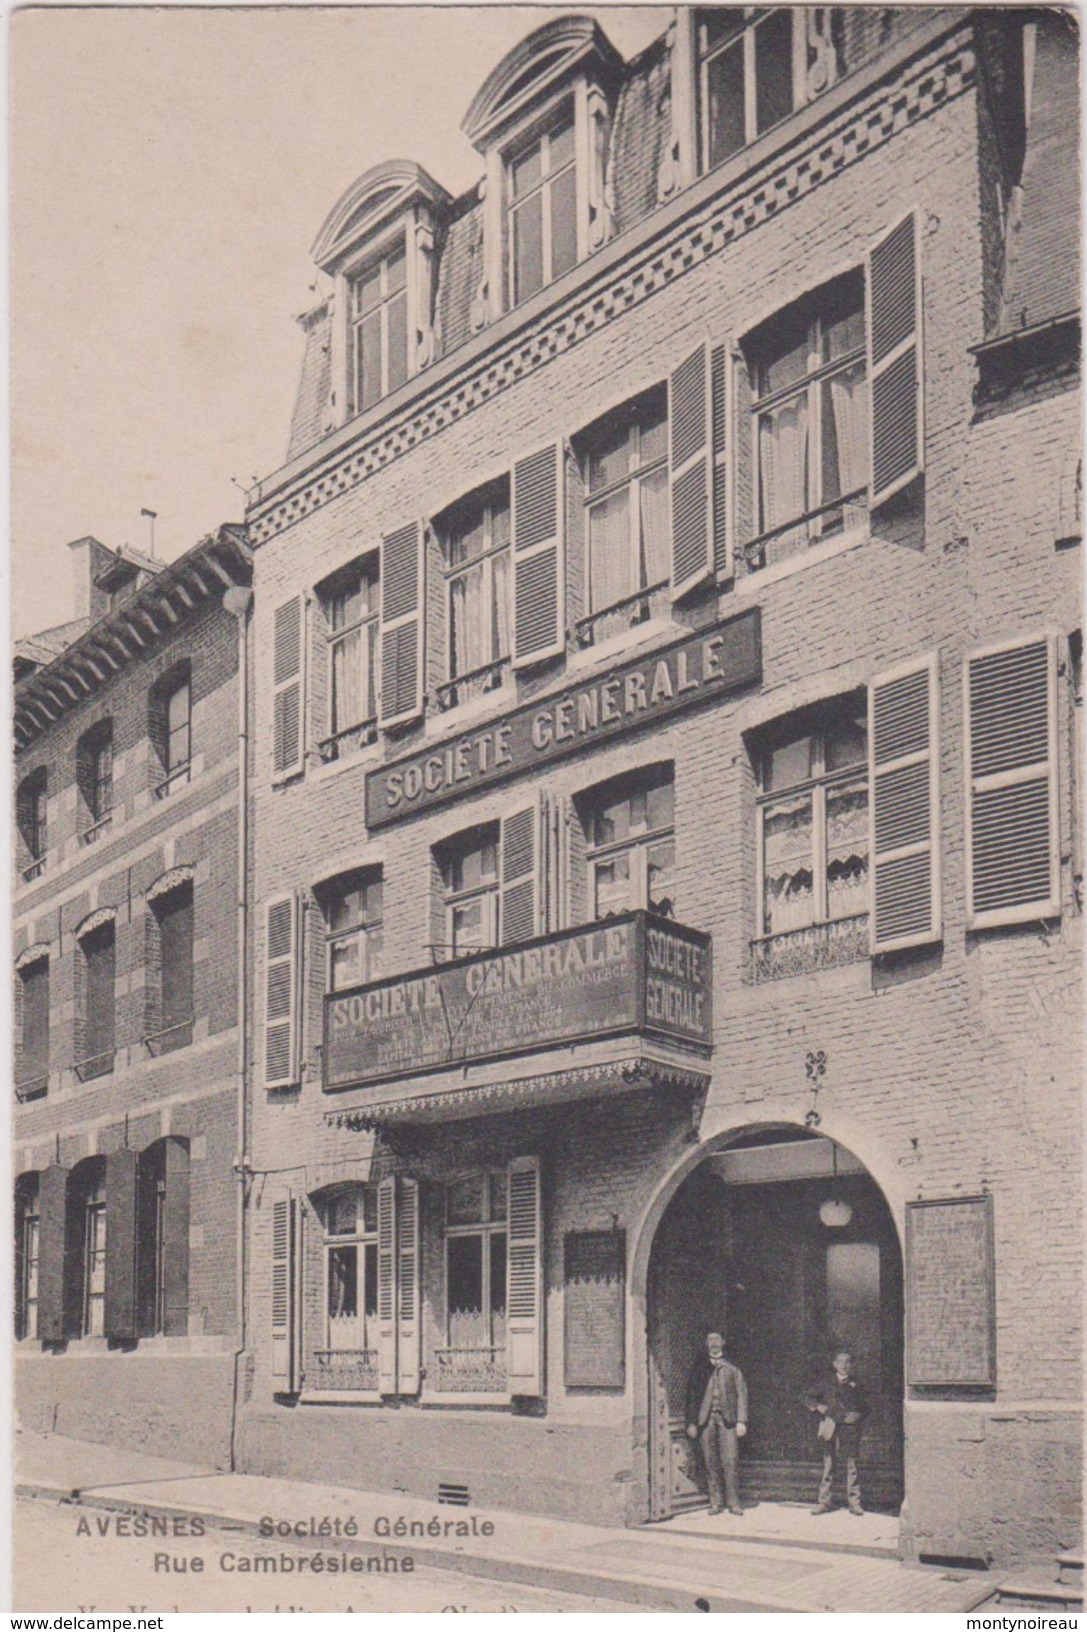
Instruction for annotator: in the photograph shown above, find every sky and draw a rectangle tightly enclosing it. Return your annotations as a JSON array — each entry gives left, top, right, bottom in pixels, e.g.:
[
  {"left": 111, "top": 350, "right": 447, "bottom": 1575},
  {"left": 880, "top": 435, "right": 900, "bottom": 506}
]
[{"left": 9, "top": 2, "right": 673, "bottom": 641}]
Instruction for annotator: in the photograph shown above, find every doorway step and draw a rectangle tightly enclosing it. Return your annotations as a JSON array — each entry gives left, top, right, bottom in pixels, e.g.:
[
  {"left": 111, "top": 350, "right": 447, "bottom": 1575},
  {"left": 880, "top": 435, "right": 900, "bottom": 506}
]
[
  {"left": 995, "top": 1552, "right": 1083, "bottom": 1611},
  {"left": 649, "top": 1500, "right": 901, "bottom": 1561}
]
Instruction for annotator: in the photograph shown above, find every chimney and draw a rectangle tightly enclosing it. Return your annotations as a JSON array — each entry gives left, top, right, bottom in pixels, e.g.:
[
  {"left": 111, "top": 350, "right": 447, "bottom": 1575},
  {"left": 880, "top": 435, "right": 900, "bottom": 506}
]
[{"left": 67, "top": 536, "right": 111, "bottom": 623}]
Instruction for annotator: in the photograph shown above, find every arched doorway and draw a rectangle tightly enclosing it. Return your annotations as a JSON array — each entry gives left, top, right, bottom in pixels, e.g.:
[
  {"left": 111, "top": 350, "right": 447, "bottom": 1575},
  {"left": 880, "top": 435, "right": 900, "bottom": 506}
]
[{"left": 646, "top": 1128, "right": 903, "bottom": 1520}]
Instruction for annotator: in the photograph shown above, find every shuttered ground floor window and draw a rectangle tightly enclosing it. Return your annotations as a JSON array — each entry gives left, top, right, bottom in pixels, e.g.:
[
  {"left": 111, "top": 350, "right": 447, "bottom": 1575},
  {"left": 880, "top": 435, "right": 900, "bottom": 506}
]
[{"left": 439, "top": 1172, "right": 508, "bottom": 1394}]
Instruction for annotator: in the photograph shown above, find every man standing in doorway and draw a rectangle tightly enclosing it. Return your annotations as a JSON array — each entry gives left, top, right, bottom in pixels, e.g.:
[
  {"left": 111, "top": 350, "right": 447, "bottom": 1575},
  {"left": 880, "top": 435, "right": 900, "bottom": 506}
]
[
  {"left": 685, "top": 1331, "right": 748, "bottom": 1515},
  {"left": 806, "top": 1349, "right": 866, "bottom": 1515}
]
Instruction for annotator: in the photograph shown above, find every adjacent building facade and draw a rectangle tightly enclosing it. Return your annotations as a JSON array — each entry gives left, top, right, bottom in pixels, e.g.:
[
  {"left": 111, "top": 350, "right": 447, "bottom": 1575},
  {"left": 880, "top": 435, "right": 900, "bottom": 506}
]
[{"left": 13, "top": 528, "right": 252, "bottom": 1466}]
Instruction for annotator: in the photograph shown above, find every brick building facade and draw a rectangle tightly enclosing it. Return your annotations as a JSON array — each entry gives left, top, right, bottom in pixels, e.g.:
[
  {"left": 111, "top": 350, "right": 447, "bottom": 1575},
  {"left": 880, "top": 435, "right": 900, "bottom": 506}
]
[
  {"left": 208, "top": 5, "right": 1074, "bottom": 1569},
  {"left": 13, "top": 527, "right": 252, "bottom": 1466}
]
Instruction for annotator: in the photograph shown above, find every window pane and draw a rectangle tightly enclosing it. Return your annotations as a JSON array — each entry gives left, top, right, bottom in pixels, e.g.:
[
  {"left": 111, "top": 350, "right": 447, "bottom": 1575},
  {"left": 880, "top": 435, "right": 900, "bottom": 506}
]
[
  {"left": 510, "top": 140, "right": 541, "bottom": 200},
  {"left": 326, "top": 1188, "right": 359, "bottom": 1235},
  {"left": 511, "top": 194, "right": 544, "bottom": 304},
  {"left": 594, "top": 853, "right": 632, "bottom": 918},
  {"left": 332, "top": 626, "right": 366, "bottom": 731},
  {"left": 549, "top": 161, "right": 578, "bottom": 281},
  {"left": 490, "top": 1232, "right": 507, "bottom": 1346},
  {"left": 159, "top": 887, "right": 194, "bottom": 1032},
  {"left": 387, "top": 290, "right": 408, "bottom": 394},
  {"left": 448, "top": 507, "right": 486, "bottom": 567},
  {"left": 330, "top": 573, "right": 368, "bottom": 631},
  {"left": 166, "top": 683, "right": 191, "bottom": 772},
  {"left": 639, "top": 408, "right": 668, "bottom": 469},
  {"left": 765, "top": 735, "right": 812, "bottom": 791},
  {"left": 825, "top": 716, "right": 867, "bottom": 772},
  {"left": 639, "top": 466, "right": 671, "bottom": 588},
  {"left": 448, "top": 1234, "right": 485, "bottom": 1346},
  {"left": 488, "top": 1171, "right": 508, "bottom": 1222},
  {"left": 357, "top": 310, "right": 383, "bottom": 412},
  {"left": 491, "top": 496, "right": 511, "bottom": 547},
  {"left": 364, "top": 1241, "right": 378, "bottom": 1320},
  {"left": 330, "top": 934, "right": 362, "bottom": 992},
  {"left": 646, "top": 777, "right": 675, "bottom": 833},
  {"left": 702, "top": 10, "right": 746, "bottom": 51},
  {"left": 763, "top": 792, "right": 814, "bottom": 934},
  {"left": 588, "top": 421, "right": 632, "bottom": 494},
  {"left": 451, "top": 899, "right": 487, "bottom": 954},
  {"left": 450, "top": 561, "right": 487, "bottom": 678},
  {"left": 593, "top": 793, "right": 631, "bottom": 848},
  {"left": 758, "top": 314, "right": 810, "bottom": 398},
  {"left": 549, "top": 116, "right": 575, "bottom": 172},
  {"left": 821, "top": 361, "right": 868, "bottom": 511},
  {"left": 647, "top": 838, "right": 676, "bottom": 917},
  {"left": 759, "top": 395, "right": 810, "bottom": 531},
  {"left": 84, "top": 927, "right": 116, "bottom": 1061},
  {"left": 492, "top": 548, "right": 511, "bottom": 659},
  {"left": 450, "top": 832, "right": 498, "bottom": 892},
  {"left": 754, "top": 9, "right": 794, "bottom": 134},
  {"left": 355, "top": 263, "right": 382, "bottom": 316},
  {"left": 706, "top": 37, "right": 746, "bottom": 169},
  {"left": 589, "top": 490, "right": 632, "bottom": 612},
  {"left": 448, "top": 1174, "right": 486, "bottom": 1226},
  {"left": 385, "top": 244, "right": 407, "bottom": 293},
  {"left": 328, "top": 1245, "right": 358, "bottom": 1347},
  {"left": 826, "top": 778, "right": 870, "bottom": 920},
  {"left": 823, "top": 302, "right": 866, "bottom": 363}
]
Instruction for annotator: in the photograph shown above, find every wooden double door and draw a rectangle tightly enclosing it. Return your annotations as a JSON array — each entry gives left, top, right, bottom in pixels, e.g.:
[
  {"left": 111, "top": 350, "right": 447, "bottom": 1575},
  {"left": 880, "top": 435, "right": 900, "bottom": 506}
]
[{"left": 647, "top": 1156, "right": 903, "bottom": 1518}]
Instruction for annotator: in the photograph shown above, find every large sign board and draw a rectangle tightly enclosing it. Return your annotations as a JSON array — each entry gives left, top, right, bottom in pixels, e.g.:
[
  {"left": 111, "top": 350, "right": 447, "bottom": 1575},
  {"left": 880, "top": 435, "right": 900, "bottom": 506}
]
[
  {"left": 906, "top": 1195, "right": 996, "bottom": 1387},
  {"left": 324, "top": 912, "right": 711, "bottom": 1091},
  {"left": 365, "top": 607, "right": 761, "bottom": 829}
]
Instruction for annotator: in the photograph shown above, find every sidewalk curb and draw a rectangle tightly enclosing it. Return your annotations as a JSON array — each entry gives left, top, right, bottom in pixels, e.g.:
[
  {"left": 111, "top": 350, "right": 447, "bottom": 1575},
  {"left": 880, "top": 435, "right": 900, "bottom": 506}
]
[{"left": 14, "top": 1481, "right": 807, "bottom": 1613}]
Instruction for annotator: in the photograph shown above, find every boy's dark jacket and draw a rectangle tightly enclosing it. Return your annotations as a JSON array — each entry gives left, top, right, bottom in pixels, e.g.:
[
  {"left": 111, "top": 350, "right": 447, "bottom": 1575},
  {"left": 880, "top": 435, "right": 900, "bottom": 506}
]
[{"left": 805, "top": 1368, "right": 866, "bottom": 1451}]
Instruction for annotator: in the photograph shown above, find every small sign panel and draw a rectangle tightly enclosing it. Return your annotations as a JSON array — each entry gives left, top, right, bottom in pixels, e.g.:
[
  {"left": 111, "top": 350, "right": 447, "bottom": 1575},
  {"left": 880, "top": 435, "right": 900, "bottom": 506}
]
[
  {"left": 906, "top": 1195, "right": 995, "bottom": 1387},
  {"left": 564, "top": 1230, "right": 626, "bottom": 1389}
]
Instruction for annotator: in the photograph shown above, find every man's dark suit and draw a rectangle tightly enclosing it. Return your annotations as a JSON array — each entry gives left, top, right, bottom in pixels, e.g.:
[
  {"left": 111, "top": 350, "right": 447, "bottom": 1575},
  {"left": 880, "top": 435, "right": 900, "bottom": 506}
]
[{"left": 685, "top": 1354, "right": 748, "bottom": 1513}]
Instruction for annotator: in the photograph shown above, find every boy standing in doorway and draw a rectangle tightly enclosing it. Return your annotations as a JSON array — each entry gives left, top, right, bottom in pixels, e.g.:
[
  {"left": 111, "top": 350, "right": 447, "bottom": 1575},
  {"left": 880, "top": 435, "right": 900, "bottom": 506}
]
[{"left": 806, "top": 1349, "right": 866, "bottom": 1515}]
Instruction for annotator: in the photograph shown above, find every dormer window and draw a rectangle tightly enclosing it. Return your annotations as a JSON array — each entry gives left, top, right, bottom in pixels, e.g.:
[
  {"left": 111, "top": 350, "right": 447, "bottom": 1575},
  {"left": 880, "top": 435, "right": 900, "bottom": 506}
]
[
  {"left": 700, "top": 8, "right": 797, "bottom": 172},
  {"left": 351, "top": 241, "right": 408, "bottom": 414},
  {"left": 508, "top": 107, "right": 577, "bottom": 306}
]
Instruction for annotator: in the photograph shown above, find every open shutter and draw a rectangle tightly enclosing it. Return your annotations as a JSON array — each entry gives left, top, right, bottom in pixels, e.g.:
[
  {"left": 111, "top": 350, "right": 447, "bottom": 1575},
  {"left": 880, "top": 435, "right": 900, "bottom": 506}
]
[
  {"left": 501, "top": 799, "right": 546, "bottom": 945},
  {"left": 270, "top": 1193, "right": 301, "bottom": 1390},
  {"left": 506, "top": 1155, "right": 543, "bottom": 1397},
  {"left": 36, "top": 1164, "right": 69, "bottom": 1343},
  {"left": 380, "top": 521, "right": 425, "bottom": 727},
  {"left": 103, "top": 1147, "right": 139, "bottom": 1343},
  {"left": 263, "top": 893, "right": 300, "bottom": 1089},
  {"left": 376, "top": 1176, "right": 398, "bottom": 1393},
  {"left": 272, "top": 596, "right": 306, "bottom": 778},
  {"left": 966, "top": 637, "right": 1058, "bottom": 927},
  {"left": 512, "top": 445, "right": 564, "bottom": 667},
  {"left": 162, "top": 1137, "right": 191, "bottom": 1337},
  {"left": 670, "top": 341, "right": 713, "bottom": 599},
  {"left": 867, "top": 210, "right": 923, "bottom": 508},
  {"left": 711, "top": 340, "right": 734, "bottom": 580},
  {"left": 396, "top": 1178, "right": 421, "bottom": 1396},
  {"left": 869, "top": 655, "right": 941, "bottom": 952}
]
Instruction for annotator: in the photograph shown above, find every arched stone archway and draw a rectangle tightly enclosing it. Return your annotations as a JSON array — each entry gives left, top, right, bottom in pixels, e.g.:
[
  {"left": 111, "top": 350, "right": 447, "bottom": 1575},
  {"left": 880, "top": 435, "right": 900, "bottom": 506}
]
[{"left": 634, "top": 1122, "right": 904, "bottom": 1521}]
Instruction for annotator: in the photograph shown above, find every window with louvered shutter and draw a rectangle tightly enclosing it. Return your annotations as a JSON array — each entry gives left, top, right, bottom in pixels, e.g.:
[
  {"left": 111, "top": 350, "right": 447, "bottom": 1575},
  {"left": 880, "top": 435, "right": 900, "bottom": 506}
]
[
  {"left": 513, "top": 445, "right": 564, "bottom": 666},
  {"left": 376, "top": 1176, "right": 398, "bottom": 1393},
  {"left": 505, "top": 1155, "right": 543, "bottom": 1397},
  {"left": 711, "top": 340, "right": 734, "bottom": 579},
  {"left": 867, "top": 210, "right": 923, "bottom": 508},
  {"left": 966, "top": 637, "right": 1058, "bottom": 926},
  {"left": 103, "top": 1147, "right": 139, "bottom": 1344},
  {"left": 272, "top": 597, "right": 306, "bottom": 777},
  {"left": 270, "top": 1193, "right": 301, "bottom": 1389},
  {"left": 869, "top": 655, "right": 941, "bottom": 952},
  {"left": 380, "top": 521, "right": 425, "bottom": 727},
  {"left": 263, "top": 894, "right": 300, "bottom": 1088},
  {"left": 670, "top": 342, "right": 714, "bottom": 598},
  {"left": 396, "top": 1178, "right": 420, "bottom": 1395},
  {"left": 500, "top": 804, "right": 542, "bottom": 945}
]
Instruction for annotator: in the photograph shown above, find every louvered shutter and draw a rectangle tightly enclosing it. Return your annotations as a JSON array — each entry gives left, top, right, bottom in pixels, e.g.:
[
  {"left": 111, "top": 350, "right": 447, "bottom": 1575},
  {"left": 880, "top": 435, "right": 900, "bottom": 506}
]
[
  {"left": 501, "top": 800, "right": 545, "bottom": 945},
  {"left": 270, "top": 1193, "right": 301, "bottom": 1389},
  {"left": 869, "top": 655, "right": 941, "bottom": 952},
  {"left": 103, "top": 1147, "right": 139, "bottom": 1343},
  {"left": 263, "top": 893, "right": 301, "bottom": 1089},
  {"left": 272, "top": 596, "right": 306, "bottom": 777},
  {"left": 376, "top": 1176, "right": 398, "bottom": 1393},
  {"left": 380, "top": 521, "right": 425, "bottom": 727},
  {"left": 966, "top": 637, "right": 1058, "bottom": 926},
  {"left": 711, "top": 340, "right": 734, "bottom": 580},
  {"left": 396, "top": 1178, "right": 421, "bottom": 1395},
  {"left": 867, "top": 210, "right": 923, "bottom": 508},
  {"left": 506, "top": 1155, "right": 543, "bottom": 1397},
  {"left": 512, "top": 445, "right": 564, "bottom": 667},
  {"left": 162, "top": 1137, "right": 191, "bottom": 1337},
  {"left": 37, "top": 1164, "right": 70, "bottom": 1343},
  {"left": 670, "top": 342, "right": 714, "bottom": 599}
]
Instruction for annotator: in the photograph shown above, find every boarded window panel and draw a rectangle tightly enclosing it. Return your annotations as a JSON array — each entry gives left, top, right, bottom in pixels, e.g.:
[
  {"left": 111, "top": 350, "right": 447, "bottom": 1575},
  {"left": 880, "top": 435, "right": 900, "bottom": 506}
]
[
  {"left": 379, "top": 523, "right": 424, "bottom": 726},
  {"left": 83, "top": 924, "right": 116, "bottom": 1068},
  {"left": 670, "top": 343, "right": 713, "bottom": 598},
  {"left": 263, "top": 894, "right": 300, "bottom": 1089},
  {"left": 966, "top": 639, "right": 1058, "bottom": 925},
  {"left": 869, "top": 657, "right": 940, "bottom": 952},
  {"left": 159, "top": 885, "right": 194, "bottom": 1038},
  {"left": 506, "top": 1156, "right": 543, "bottom": 1397},
  {"left": 867, "top": 211, "right": 923, "bottom": 507},
  {"left": 513, "top": 446, "right": 564, "bottom": 667},
  {"left": 564, "top": 1230, "right": 625, "bottom": 1389},
  {"left": 19, "top": 959, "right": 49, "bottom": 1086},
  {"left": 272, "top": 597, "right": 305, "bottom": 777}
]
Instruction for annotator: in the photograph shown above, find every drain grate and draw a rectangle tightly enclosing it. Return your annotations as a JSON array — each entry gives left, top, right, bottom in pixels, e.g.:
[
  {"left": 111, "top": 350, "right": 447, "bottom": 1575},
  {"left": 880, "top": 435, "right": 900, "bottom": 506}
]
[{"left": 438, "top": 1482, "right": 471, "bottom": 1506}]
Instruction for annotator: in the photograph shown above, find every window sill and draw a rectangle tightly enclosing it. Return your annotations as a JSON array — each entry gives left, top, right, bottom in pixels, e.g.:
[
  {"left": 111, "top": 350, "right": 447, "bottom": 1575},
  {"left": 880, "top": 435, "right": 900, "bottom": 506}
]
[
  {"left": 749, "top": 914, "right": 870, "bottom": 983},
  {"left": 299, "top": 1389, "right": 384, "bottom": 1405},
  {"left": 310, "top": 736, "right": 383, "bottom": 783},
  {"left": 423, "top": 680, "right": 516, "bottom": 740},
  {"left": 566, "top": 615, "right": 675, "bottom": 674},
  {"left": 419, "top": 1391, "right": 511, "bottom": 1408},
  {"left": 733, "top": 525, "right": 868, "bottom": 596}
]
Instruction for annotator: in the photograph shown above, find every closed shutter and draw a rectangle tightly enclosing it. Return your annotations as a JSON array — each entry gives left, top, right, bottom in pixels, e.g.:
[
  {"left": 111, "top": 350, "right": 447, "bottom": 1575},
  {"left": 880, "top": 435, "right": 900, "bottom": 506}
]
[
  {"left": 263, "top": 893, "right": 301, "bottom": 1089},
  {"left": 103, "top": 1147, "right": 139, "bottom": 1343},
  {"left": 670, "top": 342, "right": 713, "bottom": 599},
  {"left": 376, "top": 1176, "right": 398, "bottom": 1393},
  {"left": 506, "top": 1155, "right": 543, "bottom": 1397},
  {"left": 966, "top": 637, "right": 1058, "bottom": 926},
  {"left": 36, "top": 1164, "right": 69, "bottom": 1343},
  {"left": 270, "top": 1193, "right": 302, "bottom": 1390},
  {"left": 711, "top": 340, "right": 734, "bottom": 580},
  {"left": 867, "top": 210, "right": 923, "bottom": 508},
  {"left": 512, "top": 445, "right": 564, "bottom": 667},
  {"left": 380, "top": 521, "right": 425, "bottom": 727},
  {"left": 272, "top": 596, "right": 306, "bottom": 777},
  {"left": 396, "top": 1178, "right": 421, "bottom": 1396},
  {"left": 162, "top": 1137, "right": 191, "bottom": 1337},
  {"left": 869, "top": 655, "right": 941, "bottom": 952},
  {"left": 500, "top": 800, "right": 545, "bottom": 945}
]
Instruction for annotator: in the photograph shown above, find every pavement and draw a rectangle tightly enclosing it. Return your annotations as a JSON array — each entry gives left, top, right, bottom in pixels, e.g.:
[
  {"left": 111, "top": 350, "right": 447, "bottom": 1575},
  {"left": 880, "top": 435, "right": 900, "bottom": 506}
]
[{"left": 15, "top": 1429, "right": 998, "bottom": 1614}]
